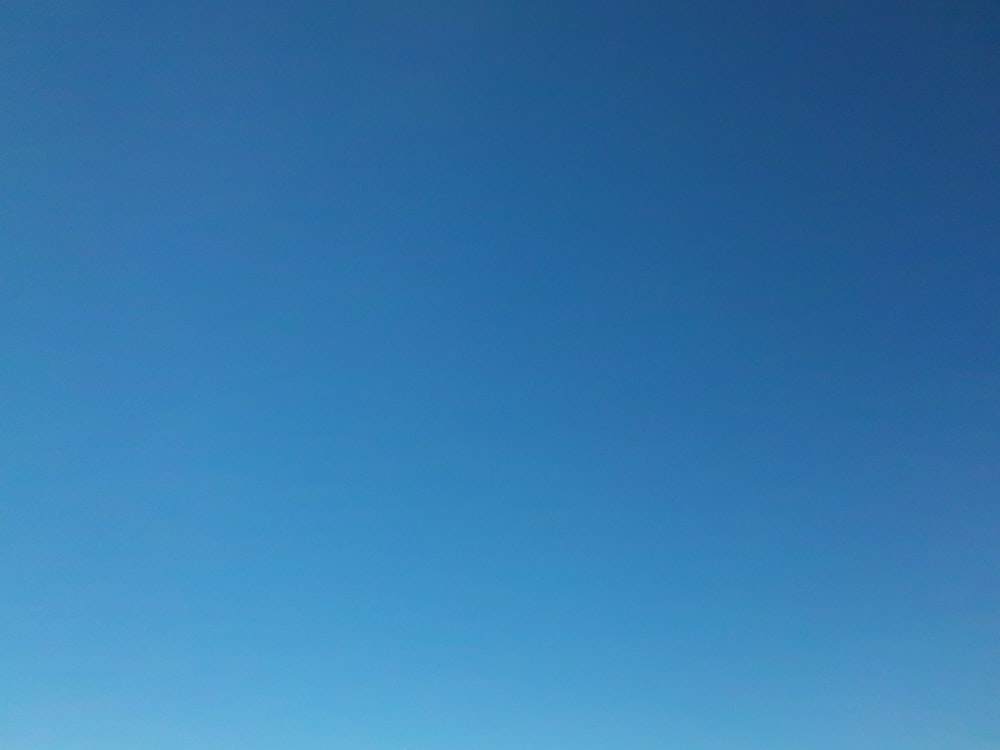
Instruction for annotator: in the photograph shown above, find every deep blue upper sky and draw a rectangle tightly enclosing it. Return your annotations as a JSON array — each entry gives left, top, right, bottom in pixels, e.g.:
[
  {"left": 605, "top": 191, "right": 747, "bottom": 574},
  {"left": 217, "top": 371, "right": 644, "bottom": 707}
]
[{"left": 2, "top": 2, "right": 999, "bottom": 749}]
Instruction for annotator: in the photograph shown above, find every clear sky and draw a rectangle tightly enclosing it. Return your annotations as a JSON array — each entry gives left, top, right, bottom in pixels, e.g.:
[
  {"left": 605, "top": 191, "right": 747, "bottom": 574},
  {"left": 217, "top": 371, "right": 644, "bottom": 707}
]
[{"left": 2, "top": 2, "right": 998, "bottom": 749}]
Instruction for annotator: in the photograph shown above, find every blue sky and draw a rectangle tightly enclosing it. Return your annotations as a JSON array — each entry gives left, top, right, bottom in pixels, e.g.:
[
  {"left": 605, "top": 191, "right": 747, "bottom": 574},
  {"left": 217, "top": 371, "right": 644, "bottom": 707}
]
[{"left": 2, "top": 2, "right": 998, "bottom": 748}]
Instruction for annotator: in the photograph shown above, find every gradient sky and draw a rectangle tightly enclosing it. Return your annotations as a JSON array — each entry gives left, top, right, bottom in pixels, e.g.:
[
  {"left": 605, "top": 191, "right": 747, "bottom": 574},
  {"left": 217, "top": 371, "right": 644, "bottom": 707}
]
[{"left": 2, "top": 2, "right": 999, "bottom": 749}]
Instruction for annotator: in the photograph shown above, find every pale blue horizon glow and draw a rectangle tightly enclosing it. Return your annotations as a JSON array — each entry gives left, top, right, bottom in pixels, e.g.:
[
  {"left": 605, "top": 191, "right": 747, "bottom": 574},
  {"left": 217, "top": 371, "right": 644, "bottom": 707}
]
[{"left": 2, "top": 2, "right": 999, "bottom": 749}]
